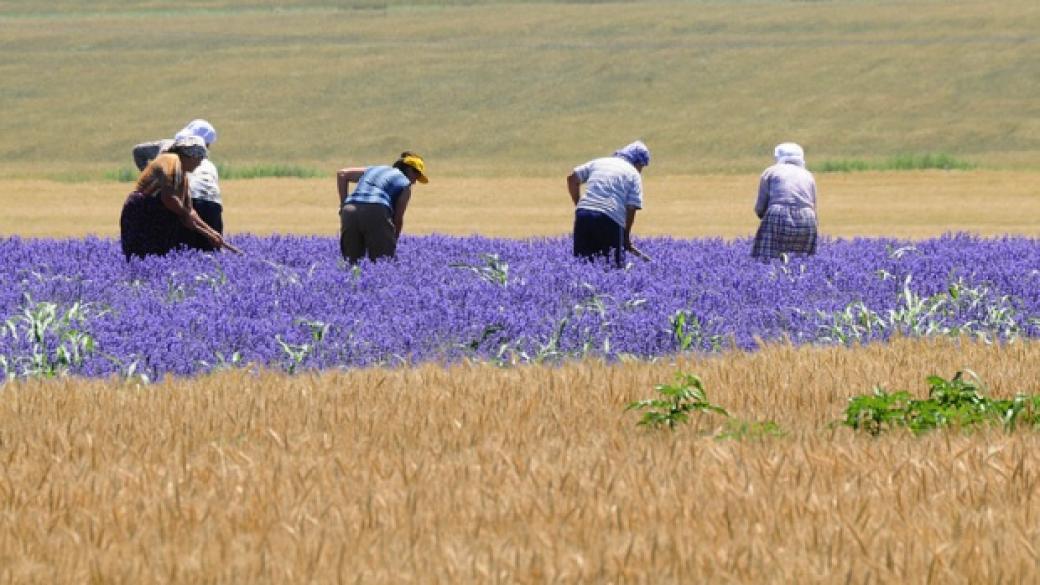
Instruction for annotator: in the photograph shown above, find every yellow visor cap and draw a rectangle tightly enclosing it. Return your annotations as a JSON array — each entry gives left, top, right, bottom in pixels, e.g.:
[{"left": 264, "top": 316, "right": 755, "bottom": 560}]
[{"left": 402, "top": 155, "right": 428, "bottom": 183}]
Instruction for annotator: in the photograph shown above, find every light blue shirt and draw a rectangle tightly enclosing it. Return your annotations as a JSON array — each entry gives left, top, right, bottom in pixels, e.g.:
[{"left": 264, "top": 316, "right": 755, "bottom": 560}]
[
  {"left": 345, "top": 165, "right": 411, "bottom": 211},
  {"left": 573, "top": 156, "right": 644, "bottom": 228}
]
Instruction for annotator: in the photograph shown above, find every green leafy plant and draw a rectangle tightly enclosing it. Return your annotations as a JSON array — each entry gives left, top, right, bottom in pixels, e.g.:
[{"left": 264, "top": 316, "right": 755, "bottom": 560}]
[
  {"left": 0, "top": 297, "right": 100, "bottom": 380},
  {"left": 842, "top": 371, "right": 1040, "bottom": 435},
  {"left": 670, "top": 310, "right": 724, "bottom": 352},
  {"left": 627, "top": 372, "right": 729, "bottom": 430},
  {"left": 816, "top": 275, "right": 1026, "bottom": 345},
  {"left": 458, "top": 324, "right": 505, "bottom": 354},
  {"left": 715, "top": 419, "right": 786, "bottom": 441},
  {"left": 450, "top": 253, "right": 510, "bottom": 287},
  {"left": 274, "top": 319, "right": 330, "bottom": 375}
]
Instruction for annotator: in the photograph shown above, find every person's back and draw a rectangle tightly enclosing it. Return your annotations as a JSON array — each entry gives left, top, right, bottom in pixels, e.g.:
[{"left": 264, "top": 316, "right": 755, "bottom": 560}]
[
  {"left": 756, "top": 162, "right": 816, "bottom": 216},
  {"left": 574, "top": 156, "right": 644, "bottom": 228},
  {"left": 751, "top": 142, "right": 818, "bottom": 259},
  {"left": 346, "top": 165, "right": 411, "bottom": 212},
  {"left": 568, "top": 141, "right": 650, "bottom": 266},
  {"left": 337, "top": 153, "right": 428, "bottom": 264}
]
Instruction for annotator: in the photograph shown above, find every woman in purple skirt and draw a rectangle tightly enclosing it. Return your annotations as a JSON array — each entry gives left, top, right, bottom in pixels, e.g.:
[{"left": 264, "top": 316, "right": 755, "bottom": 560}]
[{"left": 120, "top": 136, "right": 233, "bottom": 260}]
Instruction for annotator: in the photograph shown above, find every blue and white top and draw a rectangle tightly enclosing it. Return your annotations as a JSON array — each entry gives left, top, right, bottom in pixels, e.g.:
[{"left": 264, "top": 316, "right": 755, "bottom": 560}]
[
  {"left": 344, "top": 165, "right": 411, "bottom": 211},
  {"left": 573, "top": 157, "right": 644, "bottom": 228}
]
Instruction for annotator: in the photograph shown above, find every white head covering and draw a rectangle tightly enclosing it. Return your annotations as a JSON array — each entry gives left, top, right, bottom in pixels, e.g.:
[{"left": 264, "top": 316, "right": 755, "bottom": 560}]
[
  {"left": 167, "top": 135, "right": 208, "bottom": 159},
  {"left": 175, "top": 119, "right": 217, "bottom": 146},
  {"left": 774, "top": 142, "right": 805, "bottom": 167}
]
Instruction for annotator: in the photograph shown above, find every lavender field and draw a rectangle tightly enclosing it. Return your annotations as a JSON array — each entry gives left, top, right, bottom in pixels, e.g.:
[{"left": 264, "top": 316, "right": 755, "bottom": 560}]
[{"left": 2, "top": 233, "right": 1040, "bottom": 381}]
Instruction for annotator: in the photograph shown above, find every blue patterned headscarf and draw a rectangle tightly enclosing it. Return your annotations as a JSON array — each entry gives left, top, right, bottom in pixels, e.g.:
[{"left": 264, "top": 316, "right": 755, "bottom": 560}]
[
  {"left": 614, "top": 140, "right": 651, "bottom": 167},
  {"left": 175, "top": 119, "right": 217, "bottom": 146}
]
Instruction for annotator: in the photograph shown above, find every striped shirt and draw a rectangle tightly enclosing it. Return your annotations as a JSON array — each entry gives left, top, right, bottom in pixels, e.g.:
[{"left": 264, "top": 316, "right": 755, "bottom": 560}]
[
  {"left": 344, "top": 165, "right": 411, "bottom": 211},
  {"left": 573, "top": 156, "right": 644, "bottom": 228}
]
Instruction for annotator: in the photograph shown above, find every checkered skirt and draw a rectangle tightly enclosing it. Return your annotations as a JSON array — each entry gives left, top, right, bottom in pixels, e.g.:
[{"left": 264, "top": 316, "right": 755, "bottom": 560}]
[{"left": 751, "top": 205, "right": 818, "bottom": 258}]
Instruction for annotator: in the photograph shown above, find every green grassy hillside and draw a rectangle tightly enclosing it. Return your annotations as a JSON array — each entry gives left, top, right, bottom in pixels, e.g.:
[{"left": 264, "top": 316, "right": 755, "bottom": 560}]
[{"left": 1, "top": 0, "right": 1037, "bottom": 177}]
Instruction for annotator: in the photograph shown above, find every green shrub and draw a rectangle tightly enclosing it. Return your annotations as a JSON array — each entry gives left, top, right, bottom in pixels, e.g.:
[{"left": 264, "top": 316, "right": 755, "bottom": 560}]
[
  {"left": 842, "top": 371, "right": 1040, "bottom": 435},
  {"left": 626, "top": 372, "right": 729, "bottom": 430}
]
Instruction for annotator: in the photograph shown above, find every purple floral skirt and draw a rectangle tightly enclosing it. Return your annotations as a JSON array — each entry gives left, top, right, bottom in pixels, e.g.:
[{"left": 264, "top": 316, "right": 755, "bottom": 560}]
[{"left": 119, "top": 191, "right": 184, "bottom": 260}]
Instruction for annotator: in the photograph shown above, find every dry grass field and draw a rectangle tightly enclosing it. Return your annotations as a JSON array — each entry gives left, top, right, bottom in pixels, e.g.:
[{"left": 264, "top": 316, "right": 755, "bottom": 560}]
[
  {"left": 2, "top": 338, "right": 1040, "bottom": 583},
  {"left": 3, "top": 169, "right": 1040, "bottom": 239}
]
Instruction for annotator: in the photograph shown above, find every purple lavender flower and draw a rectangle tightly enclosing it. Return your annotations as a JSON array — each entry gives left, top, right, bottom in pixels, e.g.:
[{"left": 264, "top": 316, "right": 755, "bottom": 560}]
[{"left": 1, "top": 233, "right": 1038, "bottom": 380}]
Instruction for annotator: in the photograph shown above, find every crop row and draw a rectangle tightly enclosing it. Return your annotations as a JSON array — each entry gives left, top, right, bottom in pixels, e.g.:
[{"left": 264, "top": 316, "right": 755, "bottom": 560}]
[{"left": 2, "top": 233, "right": 1039, "bottom": 380}]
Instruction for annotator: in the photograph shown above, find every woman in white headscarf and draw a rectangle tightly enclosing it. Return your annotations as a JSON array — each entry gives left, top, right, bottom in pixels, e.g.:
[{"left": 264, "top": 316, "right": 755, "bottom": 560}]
[{"left": 751, "top": 142, "right": 818, "bottom": 259}]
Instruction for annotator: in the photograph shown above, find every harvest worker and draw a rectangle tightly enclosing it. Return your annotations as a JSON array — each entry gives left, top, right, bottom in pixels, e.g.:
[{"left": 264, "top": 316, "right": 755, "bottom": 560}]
[
  {"left": 751, "top": 142, "right": 819, "bottom": 259},
  {"left": 567, "top": 140, "right": 651, "bottom": 266},
  {"left": 132, "top": 119, "right": 224, "bottom": 251},
  {"left": 120, "top": 136, "right": 236, "bottom": 260},
  {"left": 336, "top": 151, "right": 428, "bottom": 264}
]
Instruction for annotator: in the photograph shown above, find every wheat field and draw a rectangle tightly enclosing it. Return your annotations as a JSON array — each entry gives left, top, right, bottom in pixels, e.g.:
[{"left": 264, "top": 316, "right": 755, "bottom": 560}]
[
  {"left": 3, "top": 169, "right": 1040, "bottom": 239},
  {"left": 2, "top": 338, "right": 1039, "bottom": 583}
]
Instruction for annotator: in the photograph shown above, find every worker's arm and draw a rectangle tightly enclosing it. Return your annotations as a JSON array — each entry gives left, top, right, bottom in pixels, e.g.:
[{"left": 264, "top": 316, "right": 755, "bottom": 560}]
[
  {"left": 566, "top": 172, "right": 582, "bottom": 206},
  {"left": 160, "top": 191, "right": 226, "bottom": 251},
  {"left": 392, "top": 188, "right": 411, "bottom": 238},
  {"left": 755, "top": 173, "right": 771, "bottom": 219},
  {"left": 624, "top": 206, "right": 650, "bottom": 261},
  {"left": 337, "top": 167, "right": 366, "bottom": 206},
  {"left": 624, "top": 206, "right": 638, "bottom": 250}
]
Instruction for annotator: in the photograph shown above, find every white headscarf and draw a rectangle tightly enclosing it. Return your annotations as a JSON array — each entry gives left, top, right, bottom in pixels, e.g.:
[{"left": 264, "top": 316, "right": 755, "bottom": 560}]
[
  {"left": 774, "top": 142, "right": 805, "bottom": 167},
  {"left": 175, "top": 119, "right": 217, "bottom": 146},
  {"left": 167, "top": 135, "right": 208, "bottom": 160}
]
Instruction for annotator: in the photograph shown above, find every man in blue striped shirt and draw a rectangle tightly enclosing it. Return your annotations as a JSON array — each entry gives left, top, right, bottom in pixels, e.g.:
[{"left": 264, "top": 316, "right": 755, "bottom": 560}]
[
  {"left": 567, "top": 141, "right": 651, "bottom": 266},
  {"left": 337, "top": 151, "right": 428, "bottom": 263}
]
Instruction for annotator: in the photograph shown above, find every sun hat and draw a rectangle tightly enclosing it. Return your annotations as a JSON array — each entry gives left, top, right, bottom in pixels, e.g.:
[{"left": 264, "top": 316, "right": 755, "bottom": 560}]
[
  {"left": 167, "top": 135, "right": 208, "bottom": 160},
  {"left": 175, "top": 119, "right": 218, "bottom": 146},
  {"left": 401, "top": 154, "right": 429, "bottom": 184},
  {"left": 774, "top": 142, "right": 805, "bottom": 166},
  {"left": 614, "top": 140, "right": 651, "bottom": 167}
]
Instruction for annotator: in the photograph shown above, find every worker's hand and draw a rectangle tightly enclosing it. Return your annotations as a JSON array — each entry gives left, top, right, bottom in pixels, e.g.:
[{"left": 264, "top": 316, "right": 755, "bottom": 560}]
[
  {"left": 626, "top": 243, "right": 652, "bottom": 262},
  {"left": 207, "top": 231, "right": 225, "bottom": 249}
]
